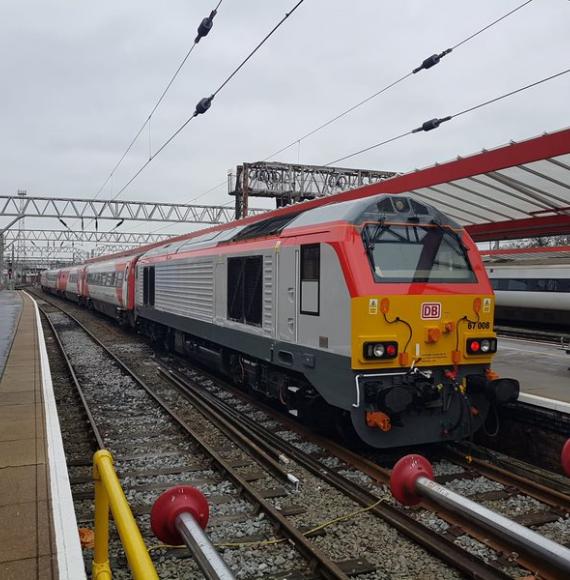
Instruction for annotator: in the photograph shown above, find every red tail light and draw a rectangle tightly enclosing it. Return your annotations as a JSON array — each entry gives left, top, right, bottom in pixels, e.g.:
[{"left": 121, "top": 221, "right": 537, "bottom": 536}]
[{"left": 466, "top": 338, "right": 497, "bottom": 355}]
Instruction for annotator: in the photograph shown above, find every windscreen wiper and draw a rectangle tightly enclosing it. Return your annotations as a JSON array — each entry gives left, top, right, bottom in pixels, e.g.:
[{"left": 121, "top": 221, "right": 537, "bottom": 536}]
[
  {"left": 430, "top": 219, "right": 468, "bottom": 253},
  {"left": 362, "top": 221, "right": 388, "bottom": 266}
]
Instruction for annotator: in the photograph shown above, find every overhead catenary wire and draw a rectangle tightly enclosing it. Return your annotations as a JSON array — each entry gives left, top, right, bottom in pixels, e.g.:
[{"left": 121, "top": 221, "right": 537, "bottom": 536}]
[
  {"left": 111, "top": 0, "right": 307, "bottom": 202},
  {"left": 93, "top": 0, "right": 224, "bottom": 201},
  {"left": 173, "top": 0, "right": 537, "bottom": 213},
  {"left": 153, "top": 66, "right": 568, "bottom": 234},
  {"left": 450, "top": 0, "right": 534, "bottom": 51},
  {"left": 262, "top": 0, "right": 536, "bottom": 162},
  {"left": 325, "top": 67, "right": 570, "bottom": 167}
]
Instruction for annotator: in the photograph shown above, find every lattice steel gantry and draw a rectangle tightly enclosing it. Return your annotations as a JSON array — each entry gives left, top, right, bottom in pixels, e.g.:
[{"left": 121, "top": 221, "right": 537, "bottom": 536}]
[
  {"left": 0, "top": 193, "right": 268, "bottom": 285},
  {"left": 0, "top": 194, "right": 266, "bottom": 225},
  {"left": 228, "top": 161, "right": 395, "bottom": 218}
]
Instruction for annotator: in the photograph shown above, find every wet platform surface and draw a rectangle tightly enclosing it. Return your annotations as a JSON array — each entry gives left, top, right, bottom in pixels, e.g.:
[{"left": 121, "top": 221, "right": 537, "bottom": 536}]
[
  {"left": 0, "top": 292, "right": 57, "bottom": 579},
  {"left": 0, "top": 291, "right": 22, "bottom": 378},
  {"left": 493, "top": 336, "right": 570, "bottom": 403}
]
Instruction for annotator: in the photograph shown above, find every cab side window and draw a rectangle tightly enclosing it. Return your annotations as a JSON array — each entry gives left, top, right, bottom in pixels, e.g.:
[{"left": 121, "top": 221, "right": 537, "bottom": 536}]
[{"left": 300, "top": 244, "right": 320, "bottom": 315}]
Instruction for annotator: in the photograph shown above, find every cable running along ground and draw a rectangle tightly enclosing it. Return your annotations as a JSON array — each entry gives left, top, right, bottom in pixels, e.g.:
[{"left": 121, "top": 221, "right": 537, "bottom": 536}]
[
  {"left": 94, "top": 0, "right": 224, "bottom": 201},
  {"left": 326, "top": 67, "right": 570, "bottom": 167},
  {"left": 112, "top": 0, "right": 307, "bottom": 201},
  {"left": 264, "top": 0, "right": 536, "bottom": 161}
]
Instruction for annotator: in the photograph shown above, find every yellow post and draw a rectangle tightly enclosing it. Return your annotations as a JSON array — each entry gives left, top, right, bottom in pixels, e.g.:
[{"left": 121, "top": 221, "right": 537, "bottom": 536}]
[
  {"left": 93, "top": 449, "right": 159, "bottom": 580},
  {"left": 93, "top": 455, "right": 112, "bottom": 580}
]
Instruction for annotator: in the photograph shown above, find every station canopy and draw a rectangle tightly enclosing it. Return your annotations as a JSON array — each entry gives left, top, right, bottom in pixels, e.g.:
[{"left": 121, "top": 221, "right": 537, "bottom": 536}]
[
  {"left": 88, "top": 127, "right": 570, "bottom": 264},
  {"left": 343, "top": 127, "right": 570, "bottom": 242}
]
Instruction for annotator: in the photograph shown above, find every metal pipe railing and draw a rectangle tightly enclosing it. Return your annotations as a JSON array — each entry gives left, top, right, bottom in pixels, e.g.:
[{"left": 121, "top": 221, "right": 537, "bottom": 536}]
[
  {"left": 390, "top": 454, "right": 570, "bottom": 576},
  {"left": 151, "top": 485, "right": 235, "bottom": 580},
  {"left": 93, "top": 449, "right": 159, "bottom": 580}
]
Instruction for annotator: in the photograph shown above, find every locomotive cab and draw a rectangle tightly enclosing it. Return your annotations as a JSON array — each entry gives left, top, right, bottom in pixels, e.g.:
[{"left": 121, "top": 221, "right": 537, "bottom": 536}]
[{"left": 345, "top": 195, "right": 519, "bottom": 447}]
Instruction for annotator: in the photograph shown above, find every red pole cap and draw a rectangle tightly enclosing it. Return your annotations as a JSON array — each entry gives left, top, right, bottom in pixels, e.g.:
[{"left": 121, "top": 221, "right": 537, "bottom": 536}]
[
  {"left": 151, "top": 486, "right": 210, "bottom": 545},
  {"left": 390, "top": 454, "right": 434, "bottom": 506},
  {"left": 562, "top": 439, "right": 570, "bottom": 477}
]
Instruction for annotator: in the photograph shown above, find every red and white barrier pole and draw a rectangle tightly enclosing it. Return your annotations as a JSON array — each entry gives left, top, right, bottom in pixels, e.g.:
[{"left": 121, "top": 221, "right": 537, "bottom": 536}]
[
  {"left": 151, "top": 486, "right": 235, "bottom": 580},
  {"left": 390, "top": 454, "right": 570, "bottom": 575}
]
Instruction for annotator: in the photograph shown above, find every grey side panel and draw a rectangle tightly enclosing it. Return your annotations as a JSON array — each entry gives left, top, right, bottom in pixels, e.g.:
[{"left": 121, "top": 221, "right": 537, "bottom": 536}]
[
  {"left": 262, "top": 254, "right": 274, "bottom": 337},
  {"left": 155, "top": 258, "right": 214, "bottom": 322},
  {"left": 277, "top": 246, "right": 298, "bottom": 343},
  {"left": 136, "top": 304, "right": 355, "bottom": 409},
  {"left": 215, "top": 249, "right": 276, "bottom": 339},
  {"left": 297, "top": 243, "right": 351, "bottom": 356}
]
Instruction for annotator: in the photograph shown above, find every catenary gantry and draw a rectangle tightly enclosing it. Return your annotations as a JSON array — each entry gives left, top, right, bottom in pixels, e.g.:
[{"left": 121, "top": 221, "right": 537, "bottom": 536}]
[
  {"left": 224, "top": 127, "right": 570, "bottom": 243},
  {"left": 0, "top": 195, "right": 266, "bottom": 226}
]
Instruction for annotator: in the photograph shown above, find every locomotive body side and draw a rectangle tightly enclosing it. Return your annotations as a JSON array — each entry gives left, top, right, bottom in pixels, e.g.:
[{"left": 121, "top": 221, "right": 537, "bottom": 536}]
[
  {"left": 39, "top": 193, "right": 518, "bottom": 448},
  {"left": 133, "top": 194, "right": 518, "bottom": 448}
]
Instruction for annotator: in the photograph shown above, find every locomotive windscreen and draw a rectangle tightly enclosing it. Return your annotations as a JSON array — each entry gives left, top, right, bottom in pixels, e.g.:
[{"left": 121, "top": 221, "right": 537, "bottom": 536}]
[{"left": 362, "top": 223, "right": 476, "bottom": 283}]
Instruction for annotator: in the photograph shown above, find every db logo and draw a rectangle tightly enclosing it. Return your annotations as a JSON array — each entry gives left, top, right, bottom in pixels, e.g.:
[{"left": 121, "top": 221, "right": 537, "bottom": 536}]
[{"left": 421, "top": 302, "right": 441, "bottom": 320}]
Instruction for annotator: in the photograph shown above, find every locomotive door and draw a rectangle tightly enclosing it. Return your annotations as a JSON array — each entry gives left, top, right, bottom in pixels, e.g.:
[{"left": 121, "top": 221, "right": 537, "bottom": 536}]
[{"left": 277, "top": 246, "right": 298, "bottom": 343}]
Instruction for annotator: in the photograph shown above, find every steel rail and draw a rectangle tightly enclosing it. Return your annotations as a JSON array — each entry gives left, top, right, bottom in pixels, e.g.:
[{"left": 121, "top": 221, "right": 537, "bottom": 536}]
[
  {"left": 34, "top": 292, "right": 348, "bottom": 580},
  {"left": 445, "top": 447, "right": 570, "bottom": 513},
  {"left": 37, "top": 290, "right": 564, "bottom": 578},
  {"left": 160, "top": 366, "right": 510, "bottom": 580},
  {"left": 37, "top": 301, "right": 105, "bottom": 449},
  {"left": 164, "top": 366, "right": 570, "bottom": 579}
]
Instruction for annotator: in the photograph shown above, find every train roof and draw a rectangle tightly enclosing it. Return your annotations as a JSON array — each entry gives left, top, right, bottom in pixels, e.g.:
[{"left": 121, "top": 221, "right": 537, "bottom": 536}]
[
  {"left": 137, "top": 194, "right": 460, "bottom": 260},
  {"left": 481, "top": 245, "right": 570, "bottom": 266},
  {"left": 83, "top": 126, "right": 570, "bottom": 266}
]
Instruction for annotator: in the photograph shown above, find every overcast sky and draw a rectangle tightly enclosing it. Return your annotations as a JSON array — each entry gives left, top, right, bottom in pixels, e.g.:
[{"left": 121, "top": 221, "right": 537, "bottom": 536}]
[{"left": 1, "top": 0, "right": 569, "bottom": 242}]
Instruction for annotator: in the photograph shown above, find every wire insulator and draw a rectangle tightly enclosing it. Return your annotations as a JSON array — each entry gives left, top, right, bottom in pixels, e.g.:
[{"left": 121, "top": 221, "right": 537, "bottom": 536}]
[
  {"left": 195, "top": 10, "right": 217, "bottom": 43},
  {"left": 194, "top": 96, "right": 214, "bottom": 116},
  {"left": 413, "top": 48, "right": 453, "bottom": 74},
  {"left": 412, "top": 116, "right": 452, "bottom": 133}
]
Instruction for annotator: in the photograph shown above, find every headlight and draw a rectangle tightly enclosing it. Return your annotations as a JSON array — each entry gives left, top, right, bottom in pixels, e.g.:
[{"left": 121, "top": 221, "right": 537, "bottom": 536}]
[
  {"left": 363, "top": 341, "right": 398, "bottom": 360},
  {"left": 373, "top": 344, "right": 385, "bottom": 358},
  {"left": 466, "top": 337, "right": 497, "bottom": 355}
]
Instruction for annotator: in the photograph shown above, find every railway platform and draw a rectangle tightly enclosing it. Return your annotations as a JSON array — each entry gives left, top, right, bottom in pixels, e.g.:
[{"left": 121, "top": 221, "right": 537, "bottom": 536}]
[
  {"left": 0, "top": 290, "right": 84, "bottom": 580},
  {"left": 493, "top": 336, "right": 570, "bottom": 411}
]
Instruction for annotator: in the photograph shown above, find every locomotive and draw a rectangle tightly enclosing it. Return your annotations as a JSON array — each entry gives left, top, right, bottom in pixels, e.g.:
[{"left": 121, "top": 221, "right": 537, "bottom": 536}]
[{"left": 41, "top": 193, "right": 519, "bottom": 448}]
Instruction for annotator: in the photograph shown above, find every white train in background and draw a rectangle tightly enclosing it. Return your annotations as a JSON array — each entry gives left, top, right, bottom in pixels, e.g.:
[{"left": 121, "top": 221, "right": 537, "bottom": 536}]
[{"left": 482, "top": 246, "right": 570, "bottom": 329}]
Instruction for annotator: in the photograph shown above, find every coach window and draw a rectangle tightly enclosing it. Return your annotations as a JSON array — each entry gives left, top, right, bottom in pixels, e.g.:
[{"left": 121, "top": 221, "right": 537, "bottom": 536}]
[
  {"left": 300, "top": 244, "right": 320, "bottom": 315},
  {"left": 227, "top": 256, "right": 262, "bottom": 326}
]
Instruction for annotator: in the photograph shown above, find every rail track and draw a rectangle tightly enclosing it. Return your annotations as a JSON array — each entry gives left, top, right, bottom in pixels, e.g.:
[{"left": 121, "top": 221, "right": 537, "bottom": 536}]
[
  {"left": 33, "top": 289, "right": 570, "bottom": 579},
  {"left": 38, "top": 298, "right": 354, "bottom": 579}
]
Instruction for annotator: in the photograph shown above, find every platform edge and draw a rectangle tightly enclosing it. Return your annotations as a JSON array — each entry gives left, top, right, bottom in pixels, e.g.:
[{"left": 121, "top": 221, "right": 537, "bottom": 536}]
[{"left": 24, "top": 291, "right": 87, "bottom": 580}]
